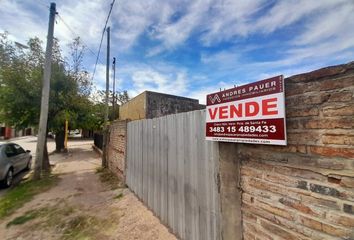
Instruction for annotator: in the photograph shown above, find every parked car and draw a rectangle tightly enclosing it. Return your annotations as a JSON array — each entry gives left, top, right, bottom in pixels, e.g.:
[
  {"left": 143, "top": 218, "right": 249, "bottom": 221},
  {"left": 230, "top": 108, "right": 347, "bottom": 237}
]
[{"left": 0, "top": 143, "right": 32, "bottom": 187}]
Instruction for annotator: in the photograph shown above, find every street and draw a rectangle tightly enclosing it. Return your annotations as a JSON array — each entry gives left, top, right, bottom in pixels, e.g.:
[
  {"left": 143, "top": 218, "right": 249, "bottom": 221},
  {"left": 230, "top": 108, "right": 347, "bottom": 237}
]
[
  {"left": 0, "top": 138, "right": 176, "bottom": 240},
  {"left": 0, "top": 136, "right": 57, "bottom": 194},
  {"left": 0, "top": 136, "right": 56, "bottom": 159}
]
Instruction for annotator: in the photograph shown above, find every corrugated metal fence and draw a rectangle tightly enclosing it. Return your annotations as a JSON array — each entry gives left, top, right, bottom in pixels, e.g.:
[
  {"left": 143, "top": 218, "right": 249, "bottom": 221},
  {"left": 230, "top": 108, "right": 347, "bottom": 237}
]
[{"left": 126, "top": 110, "right": 221, "bottom": 240}]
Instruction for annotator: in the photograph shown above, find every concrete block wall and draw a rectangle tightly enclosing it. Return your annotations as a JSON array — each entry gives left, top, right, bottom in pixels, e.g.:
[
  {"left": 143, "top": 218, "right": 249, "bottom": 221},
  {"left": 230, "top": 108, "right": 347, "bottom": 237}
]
[
  {"left": 239, "top": 62, "right": 354, "bottom": 239},
  {"left": 145, "top": 91, "right": 205, "bottom": 119},
  {"left": 107, "top": 120, "right": 128, "bottom": 182},
  {"left": 119, "top": 91, "right": 205, "bottom": 121}
]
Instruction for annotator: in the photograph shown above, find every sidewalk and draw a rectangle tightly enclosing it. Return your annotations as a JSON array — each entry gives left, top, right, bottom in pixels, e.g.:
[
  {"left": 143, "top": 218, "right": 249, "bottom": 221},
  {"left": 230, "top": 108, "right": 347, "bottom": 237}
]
[{"left": 0, "top": 141, "right": 176, "bottom": 240}]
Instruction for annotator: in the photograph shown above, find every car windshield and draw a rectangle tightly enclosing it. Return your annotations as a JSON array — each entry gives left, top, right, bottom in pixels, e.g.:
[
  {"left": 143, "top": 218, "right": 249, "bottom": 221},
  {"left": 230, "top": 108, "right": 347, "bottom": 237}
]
[{"left": 13, "top": 144, "right": 25, "bottom": 154}]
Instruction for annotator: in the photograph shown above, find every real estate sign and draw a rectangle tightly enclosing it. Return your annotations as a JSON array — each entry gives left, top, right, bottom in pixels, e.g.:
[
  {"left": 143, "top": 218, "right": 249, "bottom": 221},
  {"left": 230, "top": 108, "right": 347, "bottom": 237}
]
[{"left": 206, "top": 76, "right": 287, "bottom": 145}]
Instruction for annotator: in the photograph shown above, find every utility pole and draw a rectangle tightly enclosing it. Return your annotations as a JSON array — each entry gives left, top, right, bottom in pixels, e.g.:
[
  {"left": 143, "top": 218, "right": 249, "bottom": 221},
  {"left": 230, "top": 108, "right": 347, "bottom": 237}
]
[
  {"left": 105, "top": 27, "right": 110, "bottom": 125},
  {"left": 34, "top": 2, "right": 56, "bottom": 180},
  {"left": 102, "top": 26, "right": 110, "bottom": 168},
  {"left": 112, "top": 57, "right": 116, "bottom": 119}
]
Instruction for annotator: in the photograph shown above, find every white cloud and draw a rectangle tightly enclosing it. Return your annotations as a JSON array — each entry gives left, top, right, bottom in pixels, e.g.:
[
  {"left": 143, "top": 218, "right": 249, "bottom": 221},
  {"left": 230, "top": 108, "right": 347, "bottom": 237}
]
[
  {"left": 293, "top": 2, "right": 354, "bottom": 46},
  {"left": 0, "top": 0, "right": 47, "bottom": 44},
  {"left": 252, "top": 0, "right": 346, "bottom": 34},
  {"left": 200, "top": 0, "right": 267, "bottom": 45},
  {"left": 150, "top": 0, "right": 211, "bottom": 53},
  {"left": 55, "top": 0, "right": 107, "bottom": 46},
  {"left": 131, "top": 68, "right": 188, "bottom": 95},
  {"left": 112, "top": 0, "right": 177, "bottom": 51},
  {"left": 93, "top": 63, "right": 121, "bottom": 89}
]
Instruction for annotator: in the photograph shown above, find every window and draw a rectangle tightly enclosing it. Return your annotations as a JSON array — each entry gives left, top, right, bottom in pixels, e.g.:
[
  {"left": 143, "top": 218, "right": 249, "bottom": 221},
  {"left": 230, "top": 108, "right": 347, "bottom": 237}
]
[
  {"left": 13, "top": 144, "right": 25, "bottom": 154},
  {"left": 5, "top": 145, "right": 16, "bottom": 157}
]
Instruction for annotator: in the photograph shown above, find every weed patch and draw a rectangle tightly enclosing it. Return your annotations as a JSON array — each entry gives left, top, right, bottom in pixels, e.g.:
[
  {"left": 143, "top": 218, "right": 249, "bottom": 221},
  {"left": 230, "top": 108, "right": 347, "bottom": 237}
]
[
  {"left": 60, "top": 215, "right": 99, "bottom": 240},
  {"left": 114, "top": 193, "right": 123, "bottom": 200},
  {"left": 0, "top": 175, "right": 59, "bottom": 219},
  {"left": 96, "top": 167, "right": 122, "bottom": 190},
  {"left": 6, "top": 210, "right": 39, "bottom": 227}
]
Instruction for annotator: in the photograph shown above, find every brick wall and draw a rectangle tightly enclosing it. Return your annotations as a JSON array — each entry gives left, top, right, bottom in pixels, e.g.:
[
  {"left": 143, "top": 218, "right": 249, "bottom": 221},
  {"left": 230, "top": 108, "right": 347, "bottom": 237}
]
[
  {"left": 239, "top": 62, "right": 354, "bottom": 239},
  {"left": 107, "top": 120, "right": 128, "bottom": 182}
]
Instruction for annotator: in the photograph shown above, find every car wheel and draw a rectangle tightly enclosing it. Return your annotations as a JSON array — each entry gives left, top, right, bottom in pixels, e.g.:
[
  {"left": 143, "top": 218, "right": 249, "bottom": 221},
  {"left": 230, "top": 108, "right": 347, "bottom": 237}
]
[{"left": 4, "top": 169, "right": 13, "bottom": 188}]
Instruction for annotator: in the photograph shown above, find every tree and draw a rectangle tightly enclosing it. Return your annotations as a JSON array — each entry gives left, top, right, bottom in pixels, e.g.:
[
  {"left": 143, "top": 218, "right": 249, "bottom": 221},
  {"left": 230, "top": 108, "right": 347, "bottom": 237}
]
[
  {"left": 92, "top": 89, "right": 130, "bottom": 120},
  {"left": 0, "top": 33, "right": 102, "bottom": 165},
  {"left": 0, "top": 34, "right": 51, "bottom": 171},
  {"left": 0, "top": 33, "right": 129, "bottom": 173}
]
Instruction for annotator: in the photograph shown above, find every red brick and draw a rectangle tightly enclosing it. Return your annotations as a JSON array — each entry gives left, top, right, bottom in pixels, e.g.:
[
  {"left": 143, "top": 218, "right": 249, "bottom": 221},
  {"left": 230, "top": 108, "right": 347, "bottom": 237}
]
[
  {"left": 278, "top": 197, "right": 319, "bottom": 216},
  {"left": 287, "top": 131, "right": 321, "bottom": 145},
  {"left": 340, "top": 177, "right": 354, "bottom": 188},
  {"left": 259, "top": 219, "right": 302, "bottom": 240},
  {"left": 241, "top": 166, "right": 263, "bottom": 179},
  {"left": 319, "top": 75, "right": 354, "bottom": 91},
  {"left": 328, "top": 91, "right": 353, "bottom": 102},
  {"left": 286, "top": 93, "right": 330, "bottom": 106},
  {"left": 300, "top": 195, "right": 340, "bottom": 210},
  {"left": 243, "top": 193, "right": 294, "bottom": 220},
  {"left": 285, "top": 82, "right": 318, "bottom": 96},
  {"left": 273, "top": 166, "right": 326, "bottom": 182},
  {"left": 243, "top": 222, "right": 273, "bottom": 240},
  {"left": 286, "top": 106, "right": 319, "bottom": 117},
  {"left": 286, "top": 63, "right": 354, "bottom": 83},
  {"left": 323, "top": 104, "right": 354, "bottom": 117},
  {"left": 243, "top": 231, "right": 256, "bottom": 240},
  {"left": 322, "top": 134, "right": 354, "bottom": 145},
  {"left": 287, "top": 119, "right": 301, "bottom": 129},
  {"left": 299, "top": 215, "right": 351, "bottom": 238},
  {"left": 327, "top": 212, "right": 354, "bottom": 228},
  {"left": 302, "top": 117, "right": 354, "bottom": 129},
  {"left": 309, "top": 146, "right": 354, "bottom": 158}
]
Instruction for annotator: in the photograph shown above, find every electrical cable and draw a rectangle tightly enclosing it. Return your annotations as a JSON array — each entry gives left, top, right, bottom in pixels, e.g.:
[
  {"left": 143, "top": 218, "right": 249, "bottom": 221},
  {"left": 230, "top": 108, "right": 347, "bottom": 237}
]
[
  {"left": 91, "top": 0, "right": 116, "bottom": 82},
  {"left": 56, "top": 13, "right": 102, "bottom": 63}
]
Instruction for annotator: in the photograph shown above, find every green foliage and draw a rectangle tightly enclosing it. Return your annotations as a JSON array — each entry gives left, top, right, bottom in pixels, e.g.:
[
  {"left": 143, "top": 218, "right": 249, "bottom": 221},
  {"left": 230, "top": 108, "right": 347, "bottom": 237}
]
[
  {"left": 0, "top": 33, "right": 105, "bottom": 133},
  {"left": 0, "top": 174, "right": 59, "bottom": 219}
]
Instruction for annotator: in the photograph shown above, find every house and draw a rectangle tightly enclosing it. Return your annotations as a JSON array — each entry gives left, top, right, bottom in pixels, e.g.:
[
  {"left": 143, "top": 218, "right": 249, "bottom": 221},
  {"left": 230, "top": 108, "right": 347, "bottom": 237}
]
[{"left": 119, "top": 91, "right": 205, "bottom": 121}]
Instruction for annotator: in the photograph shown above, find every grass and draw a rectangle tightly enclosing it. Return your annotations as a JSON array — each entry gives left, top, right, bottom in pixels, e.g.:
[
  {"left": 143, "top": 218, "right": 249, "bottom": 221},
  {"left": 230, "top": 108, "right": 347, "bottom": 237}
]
[
  {"left": 114, "top": 193, "right": 123, "bottom": 200},
  {"left": 6, "top": 203, "right": 99, "bottom": 240},
  {"left": 0, "top": 175, "right": 59, "bottom": 219},
  {"left": 6, "top": 210, "right": 40, "bottom": 227},
  {"left": 61, "top": 215, "right": 99, "bottom": 240},
  {"left": 95, "top": 167, "right": 122, "bottom": 190}
]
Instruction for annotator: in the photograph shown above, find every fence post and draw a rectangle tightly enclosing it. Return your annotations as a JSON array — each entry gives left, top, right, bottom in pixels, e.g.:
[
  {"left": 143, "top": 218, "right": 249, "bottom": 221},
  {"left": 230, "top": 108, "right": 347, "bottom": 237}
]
[{"left": 219, "top": 142, "right": 242, "bottom": 240}]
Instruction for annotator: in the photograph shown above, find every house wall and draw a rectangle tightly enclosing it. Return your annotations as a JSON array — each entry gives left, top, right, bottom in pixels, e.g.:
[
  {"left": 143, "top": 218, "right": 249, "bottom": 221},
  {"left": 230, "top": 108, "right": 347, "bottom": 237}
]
[
  {"left": 109, "top": 61, "right": 354, "bottom": 240},
  {"left": 119, "top": 92, "right": 146, "bottom": 121},
  {"left": 239, "top": 62, "right": 354, "bottom": 239},
  {"left": 145, "top": 91, "right": 205, "bottom": 119},
  {"left": 119, "top": 91, "right": 205, "bottom": 121}
]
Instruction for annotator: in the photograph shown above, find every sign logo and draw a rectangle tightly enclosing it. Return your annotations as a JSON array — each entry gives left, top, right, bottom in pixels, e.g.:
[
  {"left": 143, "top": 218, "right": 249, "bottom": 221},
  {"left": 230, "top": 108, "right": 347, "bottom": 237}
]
[
  {"left": 209, "top": 94, "right": 221, "bottom": 104},
  {"left": 205, "top": 76, "right": 287, "bottom": 146}
]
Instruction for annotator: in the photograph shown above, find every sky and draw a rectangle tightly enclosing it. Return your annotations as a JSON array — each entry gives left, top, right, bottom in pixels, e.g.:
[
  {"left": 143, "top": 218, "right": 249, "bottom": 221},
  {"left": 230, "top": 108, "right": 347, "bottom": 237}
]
[{"left": 1, "top": 0, "right": 354, "bottom": 104}]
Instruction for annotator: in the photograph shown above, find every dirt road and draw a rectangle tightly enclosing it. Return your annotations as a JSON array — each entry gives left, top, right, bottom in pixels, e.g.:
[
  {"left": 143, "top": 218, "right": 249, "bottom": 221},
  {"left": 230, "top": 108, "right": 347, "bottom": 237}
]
[{"left": 0, "top": 140, "right": 176, "bottom": 240}]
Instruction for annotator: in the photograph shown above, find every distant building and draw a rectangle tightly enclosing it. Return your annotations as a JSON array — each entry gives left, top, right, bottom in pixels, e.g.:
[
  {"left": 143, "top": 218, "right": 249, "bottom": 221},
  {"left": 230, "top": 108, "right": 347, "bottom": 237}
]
[
  {"left": 0, "top": 123, "right": 34, "bottom": 140},
  {"left": 119, "top": 91, "right": 205, "bottom": 121}
]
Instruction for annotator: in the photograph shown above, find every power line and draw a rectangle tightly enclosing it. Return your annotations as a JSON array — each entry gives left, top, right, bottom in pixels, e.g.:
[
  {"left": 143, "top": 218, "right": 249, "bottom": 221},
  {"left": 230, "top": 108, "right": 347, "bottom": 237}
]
[
  {"left": 37, "top": 0, "right": 50, "bottom": 9},
  {"left": 91, "top": 0, "right": 116, "bottom": 82},
  {"left": 56, "top": 13, "right": 102, "bottom": 63}
]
